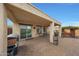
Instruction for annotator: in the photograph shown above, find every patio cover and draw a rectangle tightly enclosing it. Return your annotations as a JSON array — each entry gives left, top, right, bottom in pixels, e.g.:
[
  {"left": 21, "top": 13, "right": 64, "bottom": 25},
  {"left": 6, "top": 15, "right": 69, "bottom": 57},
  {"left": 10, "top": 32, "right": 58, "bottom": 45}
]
[{"left": 4, "top": 3, "right": 61, "bottom": 27}]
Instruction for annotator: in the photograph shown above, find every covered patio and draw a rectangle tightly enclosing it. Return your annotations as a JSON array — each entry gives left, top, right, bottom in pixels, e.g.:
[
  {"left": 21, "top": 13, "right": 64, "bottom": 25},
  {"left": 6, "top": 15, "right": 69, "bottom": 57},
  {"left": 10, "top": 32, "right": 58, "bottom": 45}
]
[
  {"left": 0, "top": 3, "right": 61, "bottom": 55},
  {"left": 17, "top": 36, "right": 79, "bottom": 56}
]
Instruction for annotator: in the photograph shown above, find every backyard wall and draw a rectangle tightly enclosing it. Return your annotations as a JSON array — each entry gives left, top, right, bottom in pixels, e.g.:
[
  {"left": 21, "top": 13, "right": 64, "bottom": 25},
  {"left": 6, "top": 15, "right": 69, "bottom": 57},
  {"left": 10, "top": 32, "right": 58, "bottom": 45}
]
[
  {"left": 62, "top": 28, "right": 79, "bottom": 38},
  {"left": 75, "top": 29, "right": 79, "bottom": 38}
]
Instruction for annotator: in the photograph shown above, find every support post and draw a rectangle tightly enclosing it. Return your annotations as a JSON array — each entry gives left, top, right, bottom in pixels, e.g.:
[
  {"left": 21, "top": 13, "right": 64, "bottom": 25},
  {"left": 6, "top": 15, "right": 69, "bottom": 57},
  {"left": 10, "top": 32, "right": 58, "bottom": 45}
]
[
  {"left": 59, "top": 25, "right": 62, "bottom": 37},
  {"left": 13, "top": 22, "right": 20, "bottom": 41},
  {"left": 13, "top": 22, "right": 20, "bottom": 35},
  {"left": 0, "top": 4, "right": 7, "bottom": 56},
  {"left": 49, "top": 22, "right": 54, "bottom": 43}
]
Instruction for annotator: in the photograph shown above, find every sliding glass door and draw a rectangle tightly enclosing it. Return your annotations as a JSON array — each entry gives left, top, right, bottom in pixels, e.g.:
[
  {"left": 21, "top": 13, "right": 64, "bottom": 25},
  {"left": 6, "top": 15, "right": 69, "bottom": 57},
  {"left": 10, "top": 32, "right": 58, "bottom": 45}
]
[{"left": 20, "top": 25, "right": 32, "bottom": 39}]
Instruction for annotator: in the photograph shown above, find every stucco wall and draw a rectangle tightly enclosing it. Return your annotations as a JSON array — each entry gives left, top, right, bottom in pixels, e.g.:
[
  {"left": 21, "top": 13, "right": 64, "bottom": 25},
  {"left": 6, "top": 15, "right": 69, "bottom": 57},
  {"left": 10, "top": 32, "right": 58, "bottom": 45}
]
[
  {"left": 62, "top": 29, "right": 71, "bottom": 37},
  {"left": 32, "top": 25, "right": 39, "bottom": 38},
  {"left": 75, "top": 29, "right": 79, "bottom": 37},
  {"left": 62, "top": 28, "right": 79, "bottom": 38},
  {"left": 32, "top": 25, "right": 44, "bottom": 38}
]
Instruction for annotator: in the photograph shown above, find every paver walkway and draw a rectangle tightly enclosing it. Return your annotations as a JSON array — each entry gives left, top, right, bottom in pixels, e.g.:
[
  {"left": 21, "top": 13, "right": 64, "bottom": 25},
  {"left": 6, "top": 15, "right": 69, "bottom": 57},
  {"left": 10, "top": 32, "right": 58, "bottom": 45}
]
[{"left": 17, "top": 36, "right": 79, "bottom": 56}]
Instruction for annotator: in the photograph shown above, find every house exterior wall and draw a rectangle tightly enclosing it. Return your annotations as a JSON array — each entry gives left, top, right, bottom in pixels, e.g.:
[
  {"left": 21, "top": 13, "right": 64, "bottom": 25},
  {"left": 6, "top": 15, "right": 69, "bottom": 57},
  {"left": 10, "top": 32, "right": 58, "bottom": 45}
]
[
  {"left": 19, "top": 25, "right": 46, "bottom": 39},
  {"left": 32, "top": 25, "right": 46, "bottom": 38},
  {"left": 32, "top": 25, "right": 39, "bottom": 38}
]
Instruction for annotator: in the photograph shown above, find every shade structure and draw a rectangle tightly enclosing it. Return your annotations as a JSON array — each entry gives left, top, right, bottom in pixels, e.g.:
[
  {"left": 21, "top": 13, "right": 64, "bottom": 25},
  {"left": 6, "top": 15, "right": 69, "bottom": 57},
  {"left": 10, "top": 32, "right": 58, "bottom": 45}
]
[{"left": 5, "top": 3, "right": 54, "bottom": 27}]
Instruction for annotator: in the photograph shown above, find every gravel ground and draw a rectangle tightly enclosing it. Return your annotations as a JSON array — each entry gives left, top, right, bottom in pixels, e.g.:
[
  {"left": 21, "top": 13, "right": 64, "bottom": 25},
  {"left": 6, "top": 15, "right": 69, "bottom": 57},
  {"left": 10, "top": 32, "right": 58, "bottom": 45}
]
[{"left": 17, "top": 36, "right": 79, "bottom": 56}]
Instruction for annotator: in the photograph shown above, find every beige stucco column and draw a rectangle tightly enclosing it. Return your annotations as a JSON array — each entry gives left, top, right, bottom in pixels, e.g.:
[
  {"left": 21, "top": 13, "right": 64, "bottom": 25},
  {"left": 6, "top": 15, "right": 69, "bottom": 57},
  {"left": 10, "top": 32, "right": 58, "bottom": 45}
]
[
  {"left": 59, "top": 25, "right": 62, "bottom": 37},
  {"left": 0, "top": 4, "right": 7, "bottom": 56},
  {"left": 42, "top": 27, "right": 44, "bottom": 35},
  {"left": 49, "top": 22, "right": 54, "bottom": 43},
  {"left": 13, "top": 22, "right": 20, "bottom": 37}
]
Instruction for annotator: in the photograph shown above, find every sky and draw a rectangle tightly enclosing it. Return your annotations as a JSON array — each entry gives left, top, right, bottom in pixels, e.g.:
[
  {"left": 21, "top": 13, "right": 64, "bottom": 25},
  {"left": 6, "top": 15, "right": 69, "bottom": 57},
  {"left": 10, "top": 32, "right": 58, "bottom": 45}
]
[
  {"left": 7, "top": 19, "right": 13, "bottom": 27},
  {"left": 7, "top": 3, "right": 79, "bottom": 27},
  {"left": 32, "top": 3, "right": 79, "bottom": 26}
]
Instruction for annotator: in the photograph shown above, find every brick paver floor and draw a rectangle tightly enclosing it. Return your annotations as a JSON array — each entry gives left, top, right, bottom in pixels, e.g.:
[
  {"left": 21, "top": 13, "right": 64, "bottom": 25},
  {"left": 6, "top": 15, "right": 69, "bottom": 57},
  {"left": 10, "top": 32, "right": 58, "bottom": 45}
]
[{"left": 17, "top": 36, "right": 79, "bottom": 56}]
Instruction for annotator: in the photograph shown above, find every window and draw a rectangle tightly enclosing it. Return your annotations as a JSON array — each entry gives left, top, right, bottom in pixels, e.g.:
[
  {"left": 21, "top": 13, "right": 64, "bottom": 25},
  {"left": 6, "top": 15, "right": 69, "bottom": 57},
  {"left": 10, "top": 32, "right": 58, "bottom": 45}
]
[
  {"left": 20, "top": 25, "right": 32, "bottom": 39},
  {"left": 37, "top": 26, "right": 42, "bottom": 34}
]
